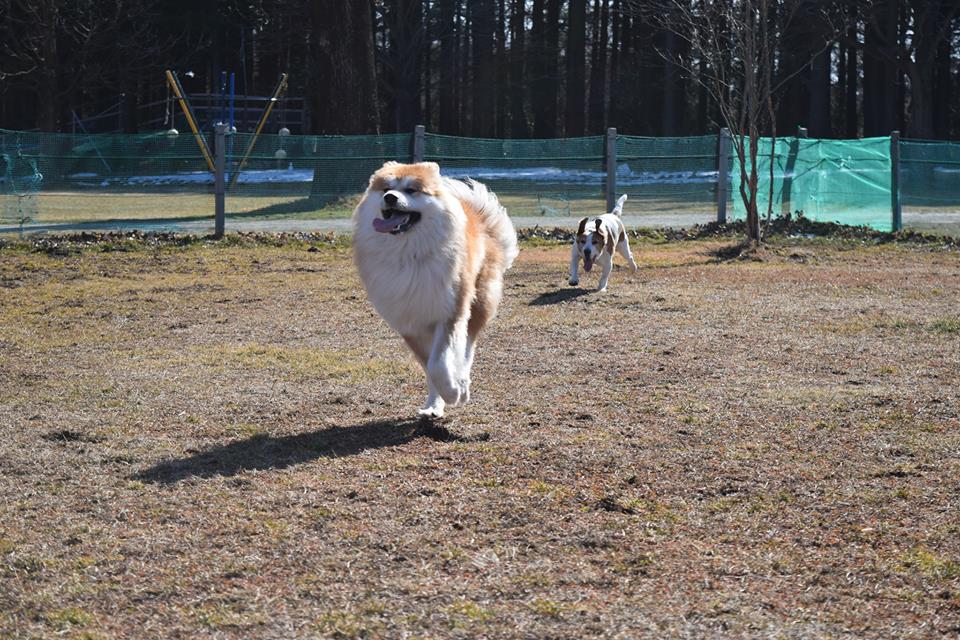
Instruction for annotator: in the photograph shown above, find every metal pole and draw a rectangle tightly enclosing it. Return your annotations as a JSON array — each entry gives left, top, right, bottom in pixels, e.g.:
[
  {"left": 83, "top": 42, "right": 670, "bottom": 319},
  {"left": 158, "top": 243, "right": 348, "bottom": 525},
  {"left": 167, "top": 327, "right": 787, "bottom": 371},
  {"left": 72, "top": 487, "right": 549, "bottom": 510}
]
[
  {"left": 214, "top": 123, "right": 226, "bottom": 238},
  {"left": 717, "top": 128, "right": 731, "bottom": 223},
  {"left": 605, "top": 127, "right": 617, "bottom": 212},
  {"left": 229, "top": 73, "right": 289, "bottom": 189},
  {"left": 412, "top": 124, "right": 426, "bottom": 163},
  {"left": 165, "top": 70, "right": 216, "bottom": 172},
  {"left": 891, "top": 130, "right": 902, "bottom": 232}
]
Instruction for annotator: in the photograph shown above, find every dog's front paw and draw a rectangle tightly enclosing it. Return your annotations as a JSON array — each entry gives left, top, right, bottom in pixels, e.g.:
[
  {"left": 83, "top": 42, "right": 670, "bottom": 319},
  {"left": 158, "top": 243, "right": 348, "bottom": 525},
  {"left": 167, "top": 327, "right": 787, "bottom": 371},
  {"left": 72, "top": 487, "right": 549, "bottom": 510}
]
[
  {"left": 596, "top": 286, "right": 607, "bottom": 292},
  {"left": 418, "top": 404, "right": 444, "bottom": 419},
  {"left": 428, "top": 365, "right": 462, "bottom": 406},
  {"left": 457, "top": 377, "right": 471, "bottom": 404},
  {"left": 568, "top": 277, "right": 579, "bottom": 286}
]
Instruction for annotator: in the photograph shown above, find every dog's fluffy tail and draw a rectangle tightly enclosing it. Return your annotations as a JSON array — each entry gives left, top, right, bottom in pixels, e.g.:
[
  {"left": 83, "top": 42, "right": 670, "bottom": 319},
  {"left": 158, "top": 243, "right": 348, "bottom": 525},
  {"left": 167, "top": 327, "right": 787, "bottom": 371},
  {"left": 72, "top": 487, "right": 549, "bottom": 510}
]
[
  {"left": 612, "top": 194, "right": 628, "bottom": 216},
  {"left": 445, "top": 177, "right": 519, "bottom": 270}
]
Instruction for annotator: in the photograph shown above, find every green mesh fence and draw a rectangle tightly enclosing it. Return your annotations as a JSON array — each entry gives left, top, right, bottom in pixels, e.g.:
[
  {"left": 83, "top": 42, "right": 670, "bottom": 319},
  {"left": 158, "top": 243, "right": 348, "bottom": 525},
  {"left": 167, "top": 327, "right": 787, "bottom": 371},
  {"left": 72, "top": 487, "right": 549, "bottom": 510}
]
[
  {"left": 3, "top": 127, "right": 960, "bottom": 235},
  {"left": 422, "top": 133, "right": 606, "bottom": 217},
  {"left": 616, "top": 135, "right": 717, "bottom": 223},
  {"left": 223, "top": 132, "right": 410, "bottom": 222},
  {"left": 730, "top": 136, "right": 893, "bottom": 230},
  {"left": 1, "top": 128, "right": 214, "bottom": 230},
  {"left": 900, "top": 139, "right": 960, "bottom": 234}
]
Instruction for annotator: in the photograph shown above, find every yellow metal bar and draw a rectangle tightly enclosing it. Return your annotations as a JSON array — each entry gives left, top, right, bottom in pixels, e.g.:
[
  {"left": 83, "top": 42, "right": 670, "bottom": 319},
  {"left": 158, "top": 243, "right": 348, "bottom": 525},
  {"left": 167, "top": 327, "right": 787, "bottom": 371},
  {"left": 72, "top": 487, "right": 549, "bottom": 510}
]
[
  {"left": 228, "top": 73, "right": 288, "bottom": 189},
  {"left": 165, "top": 70, "right": 216, "bottom": 173}
]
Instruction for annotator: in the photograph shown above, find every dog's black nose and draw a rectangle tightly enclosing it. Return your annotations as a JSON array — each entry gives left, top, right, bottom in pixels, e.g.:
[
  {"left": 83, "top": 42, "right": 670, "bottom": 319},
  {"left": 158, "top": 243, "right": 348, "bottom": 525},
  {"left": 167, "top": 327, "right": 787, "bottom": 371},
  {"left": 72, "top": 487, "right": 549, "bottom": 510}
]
[
  {"left": 584, "top": 248, "right": 591, "bottom": 257},
  {"left": 383, "top": 192, "right": 398, "bottom": 206}
]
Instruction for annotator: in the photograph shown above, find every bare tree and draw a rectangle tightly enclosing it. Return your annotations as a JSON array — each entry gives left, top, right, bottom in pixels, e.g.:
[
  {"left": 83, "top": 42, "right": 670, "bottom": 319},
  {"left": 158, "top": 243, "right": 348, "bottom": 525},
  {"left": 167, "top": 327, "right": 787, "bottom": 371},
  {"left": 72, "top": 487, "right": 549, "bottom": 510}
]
[{"left": 631, "top": 0, "right": 833, "bottom": 245}]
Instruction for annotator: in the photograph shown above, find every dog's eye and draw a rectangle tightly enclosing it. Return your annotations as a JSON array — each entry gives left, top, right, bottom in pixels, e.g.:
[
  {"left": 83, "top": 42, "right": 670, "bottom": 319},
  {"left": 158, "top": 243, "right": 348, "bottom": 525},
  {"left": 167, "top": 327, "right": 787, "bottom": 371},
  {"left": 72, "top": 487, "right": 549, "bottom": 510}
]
[{"left": 404, "top": 188, "right": 417, "bottom": 195}]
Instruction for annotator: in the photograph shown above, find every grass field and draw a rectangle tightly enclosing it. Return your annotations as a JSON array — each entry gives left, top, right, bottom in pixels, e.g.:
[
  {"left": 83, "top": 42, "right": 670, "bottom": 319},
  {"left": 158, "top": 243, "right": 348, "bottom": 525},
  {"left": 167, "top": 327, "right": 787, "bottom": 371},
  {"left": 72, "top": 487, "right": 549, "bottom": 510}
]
[
  {"left": 1, "top": 234, "right": 959, "bottom": 638},
  {"left": 4, "top": 192, "right": 960, "bottom": 238},
  {"left": 0, "top": 192, "right": 623, "bottom": 224}
]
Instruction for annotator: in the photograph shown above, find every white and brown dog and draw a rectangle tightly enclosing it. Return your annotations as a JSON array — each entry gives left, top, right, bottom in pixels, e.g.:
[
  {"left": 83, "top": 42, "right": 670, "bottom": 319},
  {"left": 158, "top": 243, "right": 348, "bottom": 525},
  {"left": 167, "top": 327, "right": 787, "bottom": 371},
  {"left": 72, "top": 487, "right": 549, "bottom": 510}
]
[
  {"left": 568, "top": 194, "right": 637, "bottom": 291},
  {"left": 353, "top": 161, "right": 518, "bottom": 418}
]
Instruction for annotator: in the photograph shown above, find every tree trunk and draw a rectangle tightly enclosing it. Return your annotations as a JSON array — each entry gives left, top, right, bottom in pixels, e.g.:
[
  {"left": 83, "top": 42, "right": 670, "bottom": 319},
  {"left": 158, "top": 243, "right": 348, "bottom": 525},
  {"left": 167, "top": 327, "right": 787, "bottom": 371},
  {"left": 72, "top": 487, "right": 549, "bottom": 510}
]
[
  {"left": 587, "top": 0, "right": 608, "bottom": 134},
  {"left": 932, "top": 30, "right": 952, "bottom": 139},
  {"left": 863, "top": 1, "right": 898, "bottom": 136},
  {"left": 508, "top": 0, "right": 528, "bottom": 137},
  {"left": 308, "top": 0, "right": 380, "bottom": 201},
  {"left": 608, "top": 0, "right": 623, "bottom": 129},
  {"left": 541, "top": 0, "right": 561, "bottom": 136},
  {"left": 495, "top": 0, "right": 507, "bottom": 136},
  {"left": 565, "top": 0, "right": 587, "bottom": 136},
  {"left": 308, "top": 0, "right": 379, "bottom": 134},
  {"left": 470, "top": 0, "right": 496, "bottom": 137},
  {"left": 843, "top": 21, "right": 858, "bottom": 138},
  {"left": 422, "top": 7, "right": 432, "bottom": 130},
  {"left": 807, "top": 43, "right": 831, "bottom": 137},
  {"left": 458, "top": 1, "right": 470, "bottom": 133},
  {"left": 661, "top": 27, "right": 684, "bottom": 136},
  {"left": 391, "top": 0, "right": 423, "bottom": 133},
  {"left": 438, "top": 0, "right": 457, "bottom": 134},
  {"left": 905, "top": 63, "right": 935, "bottom": 139},
  {"left": 37, "top": 1, "right": 59, "bottom": 131}
]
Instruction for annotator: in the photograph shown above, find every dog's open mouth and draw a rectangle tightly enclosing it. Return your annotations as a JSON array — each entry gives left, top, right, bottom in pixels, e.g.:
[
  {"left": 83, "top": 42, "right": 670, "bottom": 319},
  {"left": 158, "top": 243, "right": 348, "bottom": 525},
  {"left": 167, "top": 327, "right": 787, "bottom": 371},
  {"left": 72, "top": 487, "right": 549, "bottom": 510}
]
[
  {"left": 373, "top": 209, "right": 422, "bottom": 235},
  {"left": 584, "top": 256, "right": 593, "bottom": 271}
]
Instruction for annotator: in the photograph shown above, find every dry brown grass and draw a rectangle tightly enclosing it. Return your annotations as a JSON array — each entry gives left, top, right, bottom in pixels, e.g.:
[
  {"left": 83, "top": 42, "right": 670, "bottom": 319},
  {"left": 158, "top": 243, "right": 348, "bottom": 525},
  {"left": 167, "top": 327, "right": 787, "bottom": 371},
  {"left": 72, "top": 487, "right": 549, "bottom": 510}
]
[{"left": 1, "top": 235, "right": 959, "bottom": 638}]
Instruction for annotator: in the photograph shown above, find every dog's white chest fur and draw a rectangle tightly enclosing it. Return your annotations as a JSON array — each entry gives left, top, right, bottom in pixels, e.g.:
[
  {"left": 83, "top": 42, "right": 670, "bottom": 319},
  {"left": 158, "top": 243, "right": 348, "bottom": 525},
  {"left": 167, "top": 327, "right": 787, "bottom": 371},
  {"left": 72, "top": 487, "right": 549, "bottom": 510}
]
[{"left": 358, "top": 249, "right": 459, "bottom": 335}]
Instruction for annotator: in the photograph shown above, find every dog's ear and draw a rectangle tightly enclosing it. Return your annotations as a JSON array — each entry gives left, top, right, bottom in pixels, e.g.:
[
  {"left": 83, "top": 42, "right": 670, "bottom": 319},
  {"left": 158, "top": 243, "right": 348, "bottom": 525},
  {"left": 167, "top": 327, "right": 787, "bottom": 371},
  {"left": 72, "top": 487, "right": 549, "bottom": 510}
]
[
  {"left": 370, "top": 161, "right": 399, "bottom": 188},
  {"left": 595, "top": 219, "right": 602, "bottom": 232},
  {"left": 577, "top": 217, "right": 588, "bottom": 236}
]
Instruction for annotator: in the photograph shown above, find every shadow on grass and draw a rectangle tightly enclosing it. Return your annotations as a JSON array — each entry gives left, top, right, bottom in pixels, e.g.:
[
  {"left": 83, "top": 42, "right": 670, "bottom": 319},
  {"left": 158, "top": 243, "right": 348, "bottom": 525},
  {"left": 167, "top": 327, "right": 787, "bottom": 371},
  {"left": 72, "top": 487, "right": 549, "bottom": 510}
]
[
  {"left": 135, "top": 418, "right": 487, "bottom": 485},
  {"left": 233, "top": 196, "right": 356, "bottom": 218},
  {"left": 529, "top": 287, "right": 592, "bottom": 306},
  {"left": 0, "top": 196, "right": 355, "bottom": 235}
]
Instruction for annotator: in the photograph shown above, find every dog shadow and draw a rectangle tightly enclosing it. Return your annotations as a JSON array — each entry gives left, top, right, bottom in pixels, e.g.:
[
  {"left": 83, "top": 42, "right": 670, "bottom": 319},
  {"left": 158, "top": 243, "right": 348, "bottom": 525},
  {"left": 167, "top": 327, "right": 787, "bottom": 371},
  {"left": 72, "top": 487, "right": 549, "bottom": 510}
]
[
  {"left": 529, "top": 287, "right": 592, "bottom": 306},
  {"left": 134, "top": 418, "right": 486, "bottom": 485}
]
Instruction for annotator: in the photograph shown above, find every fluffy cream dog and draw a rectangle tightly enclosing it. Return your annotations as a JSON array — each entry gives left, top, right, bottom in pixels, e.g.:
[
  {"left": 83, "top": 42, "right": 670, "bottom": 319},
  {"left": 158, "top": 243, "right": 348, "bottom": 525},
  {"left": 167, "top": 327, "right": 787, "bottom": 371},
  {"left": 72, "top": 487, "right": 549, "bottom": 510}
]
[
  {"left": 353, "top": 161, "right": 518, "bottom": 418},
  {"left": 568, "top": 194, "right": 637, "bottom": 291}
]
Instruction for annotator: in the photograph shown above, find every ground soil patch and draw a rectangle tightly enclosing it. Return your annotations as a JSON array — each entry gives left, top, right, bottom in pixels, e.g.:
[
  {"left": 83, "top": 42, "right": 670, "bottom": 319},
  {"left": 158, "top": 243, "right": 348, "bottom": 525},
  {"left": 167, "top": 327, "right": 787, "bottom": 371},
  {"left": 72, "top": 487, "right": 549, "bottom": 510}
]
[{"left": 1, "top": 235, "right": 958, "bottom": 638}]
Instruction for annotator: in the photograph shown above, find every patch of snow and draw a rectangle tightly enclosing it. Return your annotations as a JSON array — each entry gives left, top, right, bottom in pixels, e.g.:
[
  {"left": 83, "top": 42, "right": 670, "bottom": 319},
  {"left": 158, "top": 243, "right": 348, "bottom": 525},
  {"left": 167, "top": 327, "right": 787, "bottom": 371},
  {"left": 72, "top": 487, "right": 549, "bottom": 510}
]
[{"left": 64, "top": 164, "right": 722, "bottom": 188}]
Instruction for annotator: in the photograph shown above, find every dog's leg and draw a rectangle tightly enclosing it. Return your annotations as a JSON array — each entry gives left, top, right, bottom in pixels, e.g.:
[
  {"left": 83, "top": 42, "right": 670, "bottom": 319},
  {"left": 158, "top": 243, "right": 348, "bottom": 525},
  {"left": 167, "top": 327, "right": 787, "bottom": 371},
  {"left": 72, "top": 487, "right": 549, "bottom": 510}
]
[
  {"left": 568, "top": 239, "right": 580, "bottom": 286},
  {"left": 617, "top": 233, "right": 639, "bottom": 271},
  {"left": 596, "top": 252, "right": 614, "bottom": 291},
  {"left": 427, "top": 321, "right": 467, "bottom": 406},
  {"left": 404, "top": 333, "right": 446, "bottom": 418}
]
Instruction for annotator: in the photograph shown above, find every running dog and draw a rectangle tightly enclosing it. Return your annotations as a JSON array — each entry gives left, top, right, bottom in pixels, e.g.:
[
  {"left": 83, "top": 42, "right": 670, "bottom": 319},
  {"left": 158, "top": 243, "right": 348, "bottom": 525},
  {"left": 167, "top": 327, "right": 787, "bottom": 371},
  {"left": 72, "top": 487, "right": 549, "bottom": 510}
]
[
  {"left": 353, "top": 161, "right": 518, "bottom": 418},
  {"left": 568, "top": 194, "right": 637, "bottom": 291}
]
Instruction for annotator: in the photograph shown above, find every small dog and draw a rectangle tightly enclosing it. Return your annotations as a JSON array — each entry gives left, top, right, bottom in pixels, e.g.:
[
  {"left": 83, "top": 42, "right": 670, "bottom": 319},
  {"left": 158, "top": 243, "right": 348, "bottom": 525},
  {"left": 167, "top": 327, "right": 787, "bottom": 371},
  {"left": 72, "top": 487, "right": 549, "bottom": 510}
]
[
  {"left": 568, "top": 194, "right": 637, "bottom": 291},
  {"left": 353, "top": 161, "right": 518, "bottom": 418}
]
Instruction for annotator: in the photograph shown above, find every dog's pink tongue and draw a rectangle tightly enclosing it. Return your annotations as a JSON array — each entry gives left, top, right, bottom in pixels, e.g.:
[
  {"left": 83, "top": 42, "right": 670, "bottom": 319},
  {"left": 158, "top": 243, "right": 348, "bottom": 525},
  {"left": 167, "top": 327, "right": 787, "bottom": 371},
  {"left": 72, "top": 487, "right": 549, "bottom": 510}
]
[
  {"left": 373, "top": 215, "right": 405, "bottom": 234},
  {"left": 584, "top": 257, "right": 593, "bottom": 272}
]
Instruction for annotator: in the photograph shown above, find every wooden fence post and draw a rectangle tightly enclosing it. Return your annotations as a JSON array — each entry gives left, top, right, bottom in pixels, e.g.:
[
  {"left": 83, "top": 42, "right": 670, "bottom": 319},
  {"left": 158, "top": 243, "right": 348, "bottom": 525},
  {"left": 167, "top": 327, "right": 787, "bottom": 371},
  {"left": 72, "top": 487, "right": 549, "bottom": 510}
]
[
  {"left": 214, "top": 123, "right": 226, "bottom": 238},
  {"left": 891, "top": 131, "right": 902, "bottom": 232},
  {"left": 412, "top": 125, "right": 426, "bottom": 163},
  {"left": 717, "top": 128, "right": 731, "bottom": 224}
]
